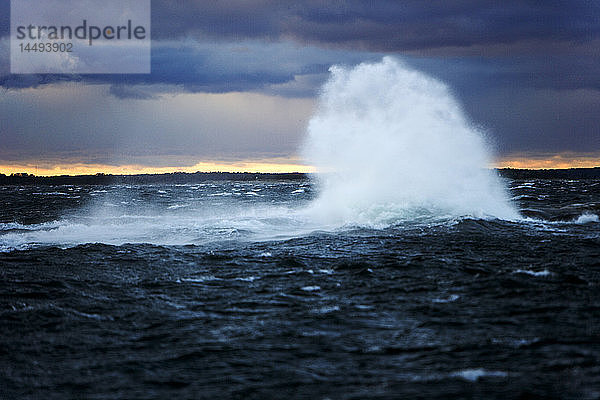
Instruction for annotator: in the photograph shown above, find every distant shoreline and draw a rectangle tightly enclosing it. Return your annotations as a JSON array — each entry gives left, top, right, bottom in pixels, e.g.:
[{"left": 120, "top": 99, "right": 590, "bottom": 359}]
[
  {"left": 497, "top": 167, "right": 600, "bottom": 180},
  {"left": 1, "top": 168, "right": 599, "bottom": 185},
  {"left": 0, "top": 171, "right": 309, "bottom": 185}
]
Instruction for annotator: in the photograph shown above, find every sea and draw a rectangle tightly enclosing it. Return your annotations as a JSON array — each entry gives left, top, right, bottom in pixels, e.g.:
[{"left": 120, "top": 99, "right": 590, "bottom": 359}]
[{"left": 1, "top": 177, "right": 599, "bottom": 399}]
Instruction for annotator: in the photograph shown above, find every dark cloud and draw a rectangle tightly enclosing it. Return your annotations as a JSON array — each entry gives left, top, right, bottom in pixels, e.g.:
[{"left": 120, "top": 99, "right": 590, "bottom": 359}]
[
  {"left": 3, "top": 1, "right": 598, "bottom": 49},
  {"left": 0, "top": 39, "right": 379, "bottom": 96},
  {"left": 405, "top": 50, "right": 600, "bottom": 93},
  {"left": 463, "top": 87, "right": 600, "bottom": 155},
  {"left": 147, "top": 0, "right": 599, "bottom": 53},
  {"left": 1, "top": 1, "right": 598, "bottom": 94},
  {"left": 289, "top": 1, "right": 598, "bottom": 51},
  {"left": 0, "top": 43, "right": 298, "bottom": 95}
]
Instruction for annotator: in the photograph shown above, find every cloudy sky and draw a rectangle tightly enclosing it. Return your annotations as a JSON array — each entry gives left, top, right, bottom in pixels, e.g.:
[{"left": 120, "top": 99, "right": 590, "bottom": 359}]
[{"left": 1, "top": 0, "right": 599, "bottom": 174}]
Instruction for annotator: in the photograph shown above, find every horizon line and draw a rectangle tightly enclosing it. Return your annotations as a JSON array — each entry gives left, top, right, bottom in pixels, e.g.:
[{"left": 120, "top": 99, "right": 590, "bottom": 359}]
[
  {"left": 1, "top": 156, "right": 600, "bottom": 177},
  {"left": 3, "top": 166, "right": 600, "bottom": 178}
]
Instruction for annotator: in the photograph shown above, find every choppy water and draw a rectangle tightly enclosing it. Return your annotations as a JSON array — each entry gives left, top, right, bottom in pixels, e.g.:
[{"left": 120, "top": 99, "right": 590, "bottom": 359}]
[{"left": 1, "top": 179, "right": 600, "bottom": 399}]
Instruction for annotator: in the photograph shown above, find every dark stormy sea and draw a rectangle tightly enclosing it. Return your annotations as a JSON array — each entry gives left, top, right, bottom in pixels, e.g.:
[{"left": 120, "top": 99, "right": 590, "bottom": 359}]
[{"left": 1, "top": 178, "right": 599, "bottom": 399}]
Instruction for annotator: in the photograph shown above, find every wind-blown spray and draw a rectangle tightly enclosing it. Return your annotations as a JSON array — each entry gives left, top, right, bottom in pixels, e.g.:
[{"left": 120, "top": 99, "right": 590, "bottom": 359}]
[{"left": 303, "top": 57, "right": 518, "bottom": 225}]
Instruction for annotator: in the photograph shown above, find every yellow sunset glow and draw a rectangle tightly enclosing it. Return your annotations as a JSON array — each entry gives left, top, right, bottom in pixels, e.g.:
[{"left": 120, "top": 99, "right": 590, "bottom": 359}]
[
  {"left": 496, "top": 154, "right": 600, "bottom": 169},
  {"left": 0, "top": 160, "right": 316, "bottom": 177}
]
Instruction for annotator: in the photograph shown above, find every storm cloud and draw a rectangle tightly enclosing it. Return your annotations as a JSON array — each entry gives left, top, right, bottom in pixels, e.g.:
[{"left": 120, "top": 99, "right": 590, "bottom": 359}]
[
  {"left": 0, "top": 0, "right": 598, "bottom": 167},
  {"left": 2, "top": 0, "right": 598, "bottom": 92}
]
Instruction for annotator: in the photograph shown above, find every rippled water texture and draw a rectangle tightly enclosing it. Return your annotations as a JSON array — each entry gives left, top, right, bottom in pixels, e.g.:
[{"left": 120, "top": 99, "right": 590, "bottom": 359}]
[{"left": 1, "top": 179, "right": 599, "bottom": 399}]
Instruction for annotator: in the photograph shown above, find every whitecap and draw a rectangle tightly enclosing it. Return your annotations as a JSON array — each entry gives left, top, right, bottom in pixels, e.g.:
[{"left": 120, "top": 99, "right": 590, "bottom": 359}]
[
  {"left": 574, "top": 213, "right": 599, "bottom": 224},
  {"left": 451, "top": 368, "right": 507, "bottom": 382},
  {"left": 235, "top": 276, "right": 259, "bottom": 282},
  {"left": 301, "top": 286, "right": 320, "bottom": 292},
  {"left": 432, "top": 294, "right": 460, "bottom": 303},
  {"left": 514, "top": 269, "right": 551, "bottom": 277},
  {"left": 178, "top": 276, "right": 220, "bottom": 283}
]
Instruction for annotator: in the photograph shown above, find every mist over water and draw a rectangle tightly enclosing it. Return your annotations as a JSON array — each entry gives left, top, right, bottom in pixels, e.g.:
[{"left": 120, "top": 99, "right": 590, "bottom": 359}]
[
  {"left": 303, "top": 57, "right": 519, "bottom": 224},
  {"left": 0, "top": 183, "right": 317, "bottom": 251}
]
